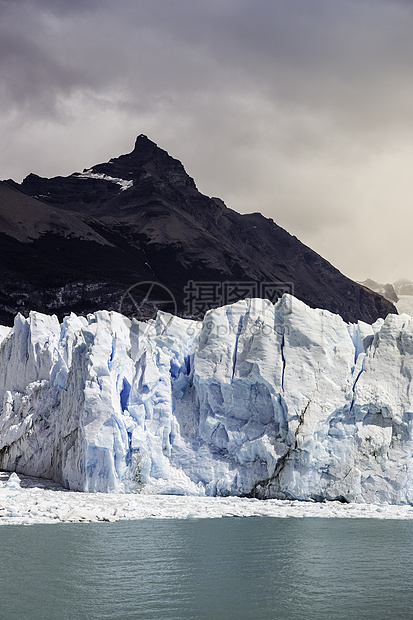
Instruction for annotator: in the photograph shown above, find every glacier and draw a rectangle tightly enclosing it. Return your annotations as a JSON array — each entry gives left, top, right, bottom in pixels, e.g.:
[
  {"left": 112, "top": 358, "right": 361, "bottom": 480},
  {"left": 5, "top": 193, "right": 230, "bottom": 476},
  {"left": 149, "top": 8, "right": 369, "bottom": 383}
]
[{"left": 1, "top": 294, "right": 413, "bottom": 505}]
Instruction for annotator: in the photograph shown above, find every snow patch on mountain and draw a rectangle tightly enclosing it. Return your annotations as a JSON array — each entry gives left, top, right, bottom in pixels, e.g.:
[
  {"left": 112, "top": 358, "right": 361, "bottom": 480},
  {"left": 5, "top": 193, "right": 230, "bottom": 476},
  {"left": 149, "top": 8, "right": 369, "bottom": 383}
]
[
  {"left": 75, "top": 170, "right": 134, "bottom": 191},
  {"left": 0, "top": 295, "right": 411, "bottom": 504}
]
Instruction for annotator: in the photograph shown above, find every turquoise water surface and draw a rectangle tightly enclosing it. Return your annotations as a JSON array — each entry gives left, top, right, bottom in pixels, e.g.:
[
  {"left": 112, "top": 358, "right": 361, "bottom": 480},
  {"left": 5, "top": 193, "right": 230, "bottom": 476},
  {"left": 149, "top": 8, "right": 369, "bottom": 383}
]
[{"left": 1, "top": 517, "right": 412, "bottom": 620}]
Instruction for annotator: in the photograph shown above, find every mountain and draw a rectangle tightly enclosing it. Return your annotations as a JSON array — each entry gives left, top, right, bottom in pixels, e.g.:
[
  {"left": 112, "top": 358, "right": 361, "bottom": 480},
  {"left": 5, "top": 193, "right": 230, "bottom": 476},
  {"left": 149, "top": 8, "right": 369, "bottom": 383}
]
[
  {"left": 0, "top": 295, "right": 412, "bottom": 503},
  {"left": 361, "top": 278, "right": 413, "bottom": 317},
  {"left": 0, "top": 134, "right": 395, "bottom": 325}
]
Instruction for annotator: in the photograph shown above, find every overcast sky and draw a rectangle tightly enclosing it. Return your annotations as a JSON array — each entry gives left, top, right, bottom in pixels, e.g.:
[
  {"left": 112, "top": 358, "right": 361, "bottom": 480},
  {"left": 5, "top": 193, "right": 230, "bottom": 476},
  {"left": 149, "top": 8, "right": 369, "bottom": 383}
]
[{"left": 1, "top": 0, "right": 413, "bottom": 284}]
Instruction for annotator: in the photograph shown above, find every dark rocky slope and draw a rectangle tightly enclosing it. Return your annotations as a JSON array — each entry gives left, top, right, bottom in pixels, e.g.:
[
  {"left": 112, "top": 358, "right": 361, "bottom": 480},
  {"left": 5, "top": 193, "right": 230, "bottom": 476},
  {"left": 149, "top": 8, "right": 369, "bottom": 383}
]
[{"left": 0, "top": 135, "right": 395, "bottom": 326}]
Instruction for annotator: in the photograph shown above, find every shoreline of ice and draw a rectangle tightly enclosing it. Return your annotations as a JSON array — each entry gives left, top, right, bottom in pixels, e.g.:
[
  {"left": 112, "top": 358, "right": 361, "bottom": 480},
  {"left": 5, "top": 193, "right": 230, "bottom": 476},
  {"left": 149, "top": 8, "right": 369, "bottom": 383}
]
[{"left": 2, "top": 472, "right": 413, "bottom": 525}]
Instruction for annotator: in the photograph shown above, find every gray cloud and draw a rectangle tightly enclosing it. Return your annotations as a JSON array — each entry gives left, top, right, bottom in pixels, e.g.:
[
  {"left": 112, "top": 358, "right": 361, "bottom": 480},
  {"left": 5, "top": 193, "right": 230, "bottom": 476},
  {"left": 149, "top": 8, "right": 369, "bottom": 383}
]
[{"left": 1, "top": 0, "right": 413, "bottom": 283}]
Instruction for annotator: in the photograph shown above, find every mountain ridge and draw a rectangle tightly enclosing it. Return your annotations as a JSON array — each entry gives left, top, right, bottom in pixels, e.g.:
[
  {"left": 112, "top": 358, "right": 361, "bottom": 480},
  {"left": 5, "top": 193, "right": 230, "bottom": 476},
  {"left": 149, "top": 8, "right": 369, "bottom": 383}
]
[{"left": 0, "top": 135, "right": 395, "bottom": 325}]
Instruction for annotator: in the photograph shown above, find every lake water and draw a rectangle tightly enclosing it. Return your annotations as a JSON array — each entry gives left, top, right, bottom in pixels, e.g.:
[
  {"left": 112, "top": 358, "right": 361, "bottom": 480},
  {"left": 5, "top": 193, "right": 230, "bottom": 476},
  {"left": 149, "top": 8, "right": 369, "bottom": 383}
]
[{"left": 1, "top": 517, "right": 412, "bottom": 620}]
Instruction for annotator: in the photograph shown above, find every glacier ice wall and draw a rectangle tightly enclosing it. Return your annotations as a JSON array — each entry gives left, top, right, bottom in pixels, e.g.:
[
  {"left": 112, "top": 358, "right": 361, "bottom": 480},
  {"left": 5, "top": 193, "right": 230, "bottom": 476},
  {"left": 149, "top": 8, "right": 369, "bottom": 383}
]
[{"left": 1, "top": 295, "right": 413, "bottom": 504}]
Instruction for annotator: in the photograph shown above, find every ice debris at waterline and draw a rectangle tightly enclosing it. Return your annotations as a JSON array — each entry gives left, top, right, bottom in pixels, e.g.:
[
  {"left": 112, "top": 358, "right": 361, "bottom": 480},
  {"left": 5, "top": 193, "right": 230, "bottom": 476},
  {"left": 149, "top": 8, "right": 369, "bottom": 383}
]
[
  {"left": 0, "top": 295, "right": 413, "bottom": 505},
  {"left": 3, "top": 471, "right": 413, "bottom": 524}
]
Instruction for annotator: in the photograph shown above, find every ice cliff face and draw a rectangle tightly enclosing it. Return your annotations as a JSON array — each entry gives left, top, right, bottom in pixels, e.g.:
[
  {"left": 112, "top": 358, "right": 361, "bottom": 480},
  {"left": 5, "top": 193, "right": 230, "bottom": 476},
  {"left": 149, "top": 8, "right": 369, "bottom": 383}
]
[{"left": 0, "top": 295, "right": 412, "bottom": 504}]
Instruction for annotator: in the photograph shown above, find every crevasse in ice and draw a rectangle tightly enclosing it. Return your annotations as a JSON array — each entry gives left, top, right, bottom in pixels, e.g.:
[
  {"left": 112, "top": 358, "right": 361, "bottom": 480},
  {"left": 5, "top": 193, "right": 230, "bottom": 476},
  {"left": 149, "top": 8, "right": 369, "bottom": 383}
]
[{"left": 0, "top": 295, "right": 412, "bottom": 504}]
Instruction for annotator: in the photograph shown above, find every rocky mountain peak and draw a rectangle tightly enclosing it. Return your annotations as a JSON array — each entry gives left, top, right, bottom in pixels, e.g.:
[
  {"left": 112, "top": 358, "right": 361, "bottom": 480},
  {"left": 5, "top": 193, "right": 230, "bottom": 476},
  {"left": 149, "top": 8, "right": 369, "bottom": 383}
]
[
  {"left": 0, "top": 135, "right": 396, "bottom": 326},
  {"left": 82, "top": 134, "right": 197, "bottom": 191},
  {"left": 133, "top": 133, "right": 155, "bottom": 149}
]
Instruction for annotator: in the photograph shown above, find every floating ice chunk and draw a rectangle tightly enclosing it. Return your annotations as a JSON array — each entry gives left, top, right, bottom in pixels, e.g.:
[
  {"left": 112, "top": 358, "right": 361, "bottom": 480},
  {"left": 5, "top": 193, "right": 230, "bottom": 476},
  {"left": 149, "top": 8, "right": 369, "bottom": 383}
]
[
  {"left": 2, "top": 474, "right": 413, "bottom": 524},
  {"left": 6, "top": 472, "right": 21, "bottom": 489}
]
